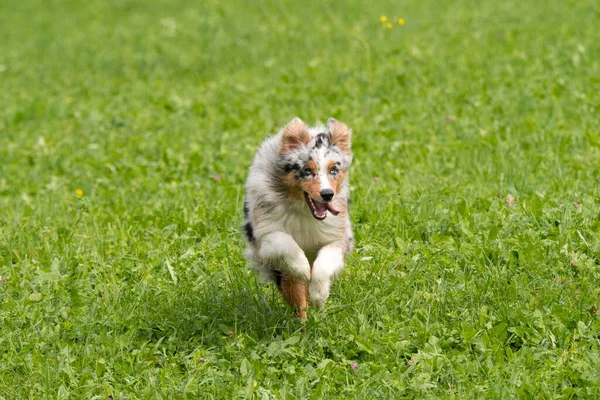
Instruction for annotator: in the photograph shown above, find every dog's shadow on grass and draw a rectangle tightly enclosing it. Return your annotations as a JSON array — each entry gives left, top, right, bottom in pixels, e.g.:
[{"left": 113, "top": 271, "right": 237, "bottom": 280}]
[{"left": 135, "top": 274, "right": 302, "bottom": 347}]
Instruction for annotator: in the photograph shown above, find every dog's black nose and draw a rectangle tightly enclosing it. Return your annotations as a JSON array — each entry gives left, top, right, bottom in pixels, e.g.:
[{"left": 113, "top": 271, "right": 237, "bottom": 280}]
[{"left": 320, "top": 189, "right": 334, "bottom": 202}]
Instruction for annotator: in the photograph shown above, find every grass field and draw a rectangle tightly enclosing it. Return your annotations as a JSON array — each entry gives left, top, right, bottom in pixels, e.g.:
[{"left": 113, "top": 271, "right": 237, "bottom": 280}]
[{"left": 1, "top": 0, "right": 600, "bottom": 398}]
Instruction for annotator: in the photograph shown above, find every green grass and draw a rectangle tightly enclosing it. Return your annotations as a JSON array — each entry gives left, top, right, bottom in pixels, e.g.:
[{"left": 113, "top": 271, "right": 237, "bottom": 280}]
[{"left": 1, "top": 0, "right": 600, "bottom": 398}]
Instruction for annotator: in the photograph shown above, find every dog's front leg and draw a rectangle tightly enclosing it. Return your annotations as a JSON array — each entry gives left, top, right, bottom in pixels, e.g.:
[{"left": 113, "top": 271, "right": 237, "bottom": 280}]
[
  {"left": 258, "top": 231, "right": 310, "bottom": 282},
  {"left": 259, "top": 232, "right": 310, "bottom": 317},
  {"left": 309, "top": 244, "right": 344, "bottom": 309}
]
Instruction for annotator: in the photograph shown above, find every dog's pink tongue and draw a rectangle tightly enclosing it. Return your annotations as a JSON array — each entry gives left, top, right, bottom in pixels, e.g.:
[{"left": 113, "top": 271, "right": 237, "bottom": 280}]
[
  {"left": 313, "top": 201, "right": 328, "bottom": 218},
  {"left": 312, "top": 199, "right": 340, "bottom": 218},
  {"left": 326, "top": 203, "right": 340, "bottom": 216}
]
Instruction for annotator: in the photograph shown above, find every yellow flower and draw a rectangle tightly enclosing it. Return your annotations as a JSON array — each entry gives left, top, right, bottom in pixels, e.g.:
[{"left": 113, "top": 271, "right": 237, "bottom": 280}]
[
  {"left": 398, "top": 18, "right": 405, "bottom": 25},
  {"left": 380, "top": 16, "right": 387, "bottom": 22},
  {"left": 386, "top": 23, "right": 393, "bottom": 29},
  {"left": 75, "top": 189, "right": 84, "bottom": 196}
]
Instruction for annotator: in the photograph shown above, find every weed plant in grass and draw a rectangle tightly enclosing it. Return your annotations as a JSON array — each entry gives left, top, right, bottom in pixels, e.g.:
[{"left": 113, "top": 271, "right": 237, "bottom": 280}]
[{"left": 1, "top": 0, "right": 599, "bottom": 398}]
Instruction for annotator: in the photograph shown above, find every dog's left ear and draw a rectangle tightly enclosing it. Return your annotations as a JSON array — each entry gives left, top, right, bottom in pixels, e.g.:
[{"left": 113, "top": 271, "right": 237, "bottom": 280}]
[{"left": 327, "top": 118, "right": 352, "bottom": 153}]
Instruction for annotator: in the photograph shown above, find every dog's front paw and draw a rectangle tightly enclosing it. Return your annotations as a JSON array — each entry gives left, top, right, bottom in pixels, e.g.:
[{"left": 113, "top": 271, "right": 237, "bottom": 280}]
[
  {"left": 309, "top": 278, "right": 330, "bottom": 309},
  {"left": 288, "top": 254, "right": 311, "bottom": 282}
]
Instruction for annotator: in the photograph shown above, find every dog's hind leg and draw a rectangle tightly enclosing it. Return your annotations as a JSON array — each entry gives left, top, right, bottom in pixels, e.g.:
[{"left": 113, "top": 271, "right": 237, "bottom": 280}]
[{"left": 277, "top": 272, "right": 308, "bottom": 319}]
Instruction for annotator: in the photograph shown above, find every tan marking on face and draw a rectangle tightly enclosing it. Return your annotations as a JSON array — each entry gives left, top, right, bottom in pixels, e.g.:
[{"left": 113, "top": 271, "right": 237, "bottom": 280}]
[
  {"left": 296, "top": 160, "right": 321, "bottom": 199},
  {"left": 299, "top": 175, "right": 321, "bottom": 199},
  {"left": 334, "top": 171, "right": 347, "bottom": 193},
  {"left": 280, "top": 172, "right": 304, "bottom": 201}
]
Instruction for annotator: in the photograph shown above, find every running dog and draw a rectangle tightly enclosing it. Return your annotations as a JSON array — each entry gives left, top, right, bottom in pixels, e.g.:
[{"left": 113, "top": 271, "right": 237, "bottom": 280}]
[{"left": 243, "top": 118, "right": 354, "bottom": 318}]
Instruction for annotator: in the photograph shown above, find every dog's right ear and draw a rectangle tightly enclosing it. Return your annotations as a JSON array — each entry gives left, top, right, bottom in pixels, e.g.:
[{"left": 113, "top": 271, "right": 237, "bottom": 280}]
[
  {"left": 281, "top": 118, "right": 311, "bottom": 154},
  {"left": 327, "top": 118, "right": 352, "bottom": 153}
]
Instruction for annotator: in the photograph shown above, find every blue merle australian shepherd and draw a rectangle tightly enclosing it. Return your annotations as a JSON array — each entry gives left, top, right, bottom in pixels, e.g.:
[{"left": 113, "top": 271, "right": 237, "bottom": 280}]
[{"left": 243, "top": 118, "right": 354, "bottom": 318}]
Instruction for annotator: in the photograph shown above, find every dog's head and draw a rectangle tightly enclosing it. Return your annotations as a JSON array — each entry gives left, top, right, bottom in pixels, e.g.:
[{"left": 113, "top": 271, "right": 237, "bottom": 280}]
[{"left": 276, "top": 117, "right": 352, "bottom": 220}]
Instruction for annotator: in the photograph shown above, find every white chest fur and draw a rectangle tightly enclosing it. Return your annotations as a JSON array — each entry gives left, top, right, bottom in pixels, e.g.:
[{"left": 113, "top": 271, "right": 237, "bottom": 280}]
[{"left": 280, "top": 211, "right": 344, "bottom": 255}]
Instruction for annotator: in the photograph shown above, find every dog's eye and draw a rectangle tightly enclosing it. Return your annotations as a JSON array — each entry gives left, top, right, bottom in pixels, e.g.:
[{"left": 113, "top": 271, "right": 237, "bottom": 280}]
[
  {"left": 302, "top": 168, "right": 313, "bottom": 177},
  {"left": 329, "top": 167, "right": 339, "bottom": 175}
]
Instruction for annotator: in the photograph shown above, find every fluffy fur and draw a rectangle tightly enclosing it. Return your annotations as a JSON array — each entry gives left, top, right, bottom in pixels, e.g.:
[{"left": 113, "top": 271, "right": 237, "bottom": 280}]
[{"left": 243, "top": 117, "right": 354, "bottom": 318}]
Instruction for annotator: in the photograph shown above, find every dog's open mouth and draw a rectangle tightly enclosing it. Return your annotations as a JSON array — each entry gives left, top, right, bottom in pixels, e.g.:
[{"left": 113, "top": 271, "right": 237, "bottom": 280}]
[{"left": 304, "top": 192, "right": 340, "bottom": 220}]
